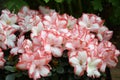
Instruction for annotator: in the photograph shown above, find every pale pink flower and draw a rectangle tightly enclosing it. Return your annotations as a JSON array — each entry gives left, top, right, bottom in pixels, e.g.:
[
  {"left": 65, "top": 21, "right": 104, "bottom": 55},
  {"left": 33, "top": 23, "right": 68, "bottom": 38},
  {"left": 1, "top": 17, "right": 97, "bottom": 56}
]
[
  {"left": 0, "top": 25, "right": 16, "bottom": 49},
  {"left": 39, "top": 30, "right": 64, "bottom": 57},
  {"left": 18, "top": 6, "right": 39, "bottom": 18},
  {"left": 98, "top": 41, "right": 120, "bottom": 72},
  {"left": 18, "top": 15, "right": 34, "bottom": 32},
  {"left": 78, "top": 13, "right": 103, "bottom": 32},
  {"left": 10, "top": 36, "right": 25, "bottom": 55},
  {"left": 0, "top": 10, "right": 20, "bottom": 30},
  {"left": 16, "top": 36, "right": 52, "bottom": 80},
  {"left": 39, "top": 6, "right": 55, "bottom": 15},
  {"left": 17, "top": 48, "right": 51, "bottom": 80},
  {"left": 62, "top": 13, "right": 77, "bottom": 29},
  {"left": 4, "top": 27, "right": 16, "bottom": 48},
  {"left": 0, "top": 48, "right": 5, "bottom": 68},
  {"left": 31, "top": 20, "right": 45, "bottom": 39},
  {"left": 78, "top": 14, "right": 113, "bottom": 41},
  {"left": 87, "top": 57, "right": 101, "bottom": 78},
  {"left": 16, "top": 53, "right": 34, "bottom": 70},
  {"left": 28, "top": 50, "right": 51, "bottom": 80},
  {"left": 0, "top": 23, "right": 6, "bottom": 49},
  {"left": 97, "top": 26, "right": 113, "bottom": 41},
  {"left": 69, "top": 51, "right": 87, "bottom": 76},
  {"left": 43, "top": 12, "right": 67, "bottom": 30}
]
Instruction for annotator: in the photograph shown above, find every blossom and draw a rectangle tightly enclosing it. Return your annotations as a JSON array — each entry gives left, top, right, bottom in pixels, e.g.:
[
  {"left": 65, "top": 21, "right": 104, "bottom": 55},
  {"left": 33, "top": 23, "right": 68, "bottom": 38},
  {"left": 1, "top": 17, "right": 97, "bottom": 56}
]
[
  {"left": 97, "top": 41, "right": 120, "bottom": 72},
  {"left": 18, "top": 6, "right": 40, "bottom": 33},
  {"left": 87, "top": 57, "right": 101, "bottom": 78},
  {"left": 78, "top": 14, "right": 113, "bottom": 41},
  {"left": 10, "top": 36, "right": 25, "bottom": 55},
  {"left": 38, "top": 30, "right": 64, "bottom": 57},
  {"left": 43, "top": 12, "right": 67, "bottom": 30},
  {"left": 78, "top": 13, "right": 103, "bottom": 32},
  {"left": 69, "top": 51, "right": 87, "bottom": 76},
  {"left": 97, "top": 26, "right": 113, "bottom": 41},
  {"left": 0, "top": 48, "right": 5, "bottom": 68},
  {"left": 31, "top": 17, "right": 44, "bottom": 39},
  {"left": 18, "top": 6, "right": 39, "bottom": 19},
  {"left": 0, "top": 6, "right": 119, "bottom": 80},
  {"left": 0, "top": 10, "right": 20, "bottom": 30},
  {"left": 39, "top": 6, "right": 55, "bottom": 15},
  {"left": 16, "top": 39, "right": 52, "bottom": 80},
  {"left": 0, "top": 24, "right": 16, "bottom": 49}
]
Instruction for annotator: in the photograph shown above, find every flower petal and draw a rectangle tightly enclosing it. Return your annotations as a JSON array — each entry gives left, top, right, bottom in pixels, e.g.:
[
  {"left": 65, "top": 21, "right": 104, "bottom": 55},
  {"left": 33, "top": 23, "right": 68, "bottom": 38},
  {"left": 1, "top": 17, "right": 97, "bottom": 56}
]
[
  {"left": 39, "top": 66, "right": 50, "bottom": 77},
  {"left": 74, "top": 65, "right": 84, "bottom": 76},
  {"left": 51, "top": 47, "right": 62, "bottom": 57}
]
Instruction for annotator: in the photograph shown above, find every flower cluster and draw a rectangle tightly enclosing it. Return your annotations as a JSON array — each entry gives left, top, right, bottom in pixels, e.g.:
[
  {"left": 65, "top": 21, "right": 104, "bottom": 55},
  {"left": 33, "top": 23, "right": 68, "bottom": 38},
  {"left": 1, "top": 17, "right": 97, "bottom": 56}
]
[{"left": 0, "top": 6, "right": 120, "bottom": 80}]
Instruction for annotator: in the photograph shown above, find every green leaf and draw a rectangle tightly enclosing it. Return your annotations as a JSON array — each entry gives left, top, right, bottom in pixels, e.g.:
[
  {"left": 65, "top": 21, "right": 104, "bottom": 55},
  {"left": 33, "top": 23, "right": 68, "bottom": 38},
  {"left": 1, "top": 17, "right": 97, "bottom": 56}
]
[
  {"left": 51, "top": 74, "right": 59, "bottom": 80},
  {"left": 15, "top": 73, "right": 23, "bottom": 78},
  {"left": 114, "top": 7, "right": 120, "bottom": 17},
  {"left": 6, "top": 74, "right": 16, "bottom": 80},
  {"left": 66, "top": 0, "right": 72, "bottom": 4},
  {"left": 4, "top": 0, "right": 28, "bottom": 13},
  {"left": 91, "top": 0, "right": 103, "bottom": 11},
  {"left": 54, "top": 0, "right": 63, "bottom": 3},
  {"left": 5, "top": 66, "right": 16, "bottom": 72},
  {"left": 108, "top": 0, "right": 120, "bottom": 7},
  {"left": 44, "top": 0, "right": 50, "bottom": 3},
  {"left": 56, "top": 66, "right": 64, "bottom": 74}
]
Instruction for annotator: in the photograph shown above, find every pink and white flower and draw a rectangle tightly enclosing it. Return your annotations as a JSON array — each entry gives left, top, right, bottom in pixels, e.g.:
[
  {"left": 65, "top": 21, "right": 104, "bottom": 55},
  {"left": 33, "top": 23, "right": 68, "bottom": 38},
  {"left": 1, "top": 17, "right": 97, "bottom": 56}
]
[
  {"left": 0, "top": 48, "right": 5, "bottom": 68},
  {"left": 78, "top": 13, "right": 103, "bottom": 32},
  {"left": 98, "top": 41, "right": 120, "bottom": 72},
  {"left": 87, "top": 57, "right": 101, "bottom": 78},
  {"left": 69, "top": 51, "right": 87, "bottom": 76},
  {"left": 0, "top": 6, "right": 119, "bottom": 80},
  {"left": 10, "top": 36, "right": 25, "bottom": 55},
  {"left": 16, "top": 39, "right": 52, "bottom": 80},
  {"left": 39, "top": 30, "right": 64, "bottom": 57},
  {"left": 0, "top": 10, "right": 20, "bottom": 30}
]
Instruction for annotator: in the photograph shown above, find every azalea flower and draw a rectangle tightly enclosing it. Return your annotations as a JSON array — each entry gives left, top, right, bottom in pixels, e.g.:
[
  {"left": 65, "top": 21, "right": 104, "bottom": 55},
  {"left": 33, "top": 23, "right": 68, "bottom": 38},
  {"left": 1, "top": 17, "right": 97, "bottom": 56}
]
[
  {"left": 0, "top": 48, "right": 5, "bottom": 68},
  {"left": 78, "top": 13, "right": 103, "bottom": 32},
  {"left": 78, "top": 14, "right": 113, "bottom": 41},
  {"left": 0, "top": 6, "right": 119, "bottom": 80},
  {"left": 18, "top": 6, "right": 39, "bottom": 19},
  {"left": 31, "top": 17, "right": 44, "bottom": 39},
  {"left": 97, "top": 26, "right": 113, "bottom": 41},
  {"left": 87, "top": 57, "right": 101, "bottom": 78},
  {"left": 43, "top": 12, "right": 67, "bottom": 30},
  {"left": 39, "top": 30, "right": 64, "bottom": 57},
  {"left": 98, "top": 41, "right": 120, "bottom": 72},
  {"left": 10, "top": 36, "right": 25, "bottom": 55},
  {"left": 4, "top": 27, "right": 16, "bottom": 48},
  {"left": 16, "top": 39, "right": 52, "bottom": 80},
  {"left": 69, "top": 51, "right": 87, "bottom": 76},
  {"left": 0, "top": 10, "right": 20, "bottom": 30},
  {"left": 0, "top": 25, "right": 16, "bottom": 49},
  {"left": 39, "top": 6, "right": 55, "bottom": 15}
]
